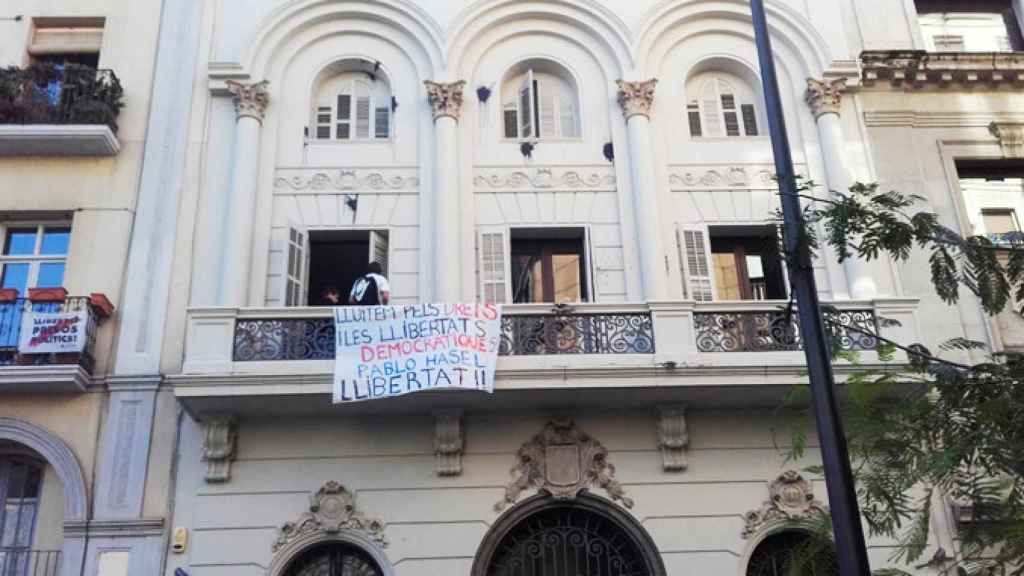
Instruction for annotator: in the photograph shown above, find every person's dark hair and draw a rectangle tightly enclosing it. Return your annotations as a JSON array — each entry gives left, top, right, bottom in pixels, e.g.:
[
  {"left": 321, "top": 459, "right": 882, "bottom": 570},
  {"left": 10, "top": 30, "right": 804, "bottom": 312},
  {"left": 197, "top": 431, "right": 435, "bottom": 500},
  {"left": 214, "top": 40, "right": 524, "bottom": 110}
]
[
  {"left": 321, "top": 286, "right": 341, "bottom": 297},
  {"left": 367, "top": 261, "right": 383, "bottom": 275}
]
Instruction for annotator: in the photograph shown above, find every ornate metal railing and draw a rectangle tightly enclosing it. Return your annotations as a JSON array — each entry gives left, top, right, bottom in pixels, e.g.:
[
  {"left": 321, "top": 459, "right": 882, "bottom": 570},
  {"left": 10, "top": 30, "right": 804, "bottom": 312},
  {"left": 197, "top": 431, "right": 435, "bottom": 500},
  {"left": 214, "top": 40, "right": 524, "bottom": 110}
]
[
  {"left": 0, "top": 297, "right": 100, "bottom": 372},
  {"left": 0, "top": 64, "right": 124, "bottom": 132},
  {"left": 693, "top": 307, "right": 878, "bottom": 353},
  {"left": 232, "top": 308, "right": 656, "bottom": 361},
  {"left": 0, "top": 549, "right": 61, "bottom": 576}
]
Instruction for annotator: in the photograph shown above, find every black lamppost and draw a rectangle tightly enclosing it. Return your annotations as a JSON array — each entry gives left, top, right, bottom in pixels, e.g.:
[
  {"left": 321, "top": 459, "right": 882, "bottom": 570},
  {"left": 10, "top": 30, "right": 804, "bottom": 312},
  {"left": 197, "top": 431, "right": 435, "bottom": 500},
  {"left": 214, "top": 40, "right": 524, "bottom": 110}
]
[{"left": 748, "top": 1, "right": 871, "bottom": 574}]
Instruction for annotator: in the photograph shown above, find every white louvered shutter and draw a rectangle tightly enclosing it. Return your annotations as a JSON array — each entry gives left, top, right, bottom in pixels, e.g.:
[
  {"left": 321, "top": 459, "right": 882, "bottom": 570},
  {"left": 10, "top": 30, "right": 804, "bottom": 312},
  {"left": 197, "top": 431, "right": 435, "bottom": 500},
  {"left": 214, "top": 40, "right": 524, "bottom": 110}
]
[
  {"left": 284, "top": 225, "right": 309, "bottom": 307},
  {"left": 539, "top": 79, "right": 557, "bottom": 138},
  {"left": 479, "top": 230, "right": 508, "bottom": 304},
  {"left": 700, "top": 80, "right": 722, "bottom": 137},
  {"left": 518, "top": 71, "right": 536, "bottom": 139},
  {"left": 355, "top": 82, "right": 371, "bottom": 139},
  {"left": 680, "top": 227, "right": 713, "bottom": 301},
  {"left": 369, "top": 230, "right": 389, "bottom": 277}
]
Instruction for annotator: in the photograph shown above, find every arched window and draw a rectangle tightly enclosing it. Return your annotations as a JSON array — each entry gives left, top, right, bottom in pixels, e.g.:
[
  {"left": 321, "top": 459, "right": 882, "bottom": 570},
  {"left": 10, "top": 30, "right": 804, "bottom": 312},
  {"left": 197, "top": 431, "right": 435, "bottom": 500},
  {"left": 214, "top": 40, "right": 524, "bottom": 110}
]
[
  {"left": 283, "top": 543, "right": 384, "bottom": 576},
  {"left": 501, "top": 63, "right": 581, "bottom": 140},
  {"left": 746, "top": 531, "right": 838, "bottom": 576},
  {"left": 686, "top": 73, "right": 760, "bottom": 139},
  {"left": 0, "top": 457, "right": 45, "bottom": 574},
  {"left": 474, "top": 496, "right": 665, "bottom": 576},
  {"left": 312, "top": 64, "right": 392, "bottom": 142}
]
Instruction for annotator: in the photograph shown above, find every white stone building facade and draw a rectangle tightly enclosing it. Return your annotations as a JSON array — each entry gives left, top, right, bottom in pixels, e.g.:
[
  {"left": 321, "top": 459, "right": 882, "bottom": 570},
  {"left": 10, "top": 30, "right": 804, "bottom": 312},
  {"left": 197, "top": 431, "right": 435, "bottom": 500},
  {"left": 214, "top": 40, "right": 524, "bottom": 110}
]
[{"left": 4, "top": 0, "right": 1024, "bottom": 575}]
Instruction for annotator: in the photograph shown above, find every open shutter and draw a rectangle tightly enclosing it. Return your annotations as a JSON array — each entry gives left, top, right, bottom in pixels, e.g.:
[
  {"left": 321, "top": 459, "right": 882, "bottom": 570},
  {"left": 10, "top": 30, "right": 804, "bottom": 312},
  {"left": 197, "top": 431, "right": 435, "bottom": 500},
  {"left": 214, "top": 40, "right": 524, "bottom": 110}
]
[
  {"left": 539, "top": 79, "right": 556, "bottom": 138},
  {"left": 478, "top": 229, "right": 508, "bottom": 304},
  {"left": 369, "top": 230, "right": 389, "bottom": 277},
  {"left": 559, "top": 90, "right": 578, "bottom": 138},
  {"left": 679, "top": 226, "right": 713, "bottom": 301},
  {"left": 518, "top": 71, "right": 535, "bottom": 139},
  {"left": 503, "top": 105, "right": 519, "bottom": 139},
  {"left": 700, "top": 81, "right": 722, "bottom": 137},
  {"left": 284, "top": 225, "right": 309, "bottom": 307},
  {"left": 374, "top": 105, "right": 390, "bottom": 139}
]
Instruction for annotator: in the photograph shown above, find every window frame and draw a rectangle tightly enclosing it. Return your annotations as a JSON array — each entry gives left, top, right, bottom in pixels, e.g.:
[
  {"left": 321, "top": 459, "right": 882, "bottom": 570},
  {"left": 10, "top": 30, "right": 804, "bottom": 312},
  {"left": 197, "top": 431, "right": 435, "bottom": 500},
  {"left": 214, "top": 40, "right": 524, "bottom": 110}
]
[
  {"left": 914, "top": 0, "right": 1024, "bottom": 52},
  {"left": 707, "top": 227, "right": 789, "bottom": 302},
  {"left": 0, "top": 456, "right": 45, "bottom": 559},
  {"left": 687, "top": 75, "right": 763, "bottom": 140},
  {"left": 311, "top": 74, "right": 393, "bottom": 144},
  {"left": 0, "top": 222, "right": 72, "bottom": 295},
  {"left": 501, "top": 68, "right": 583, "bottom": 143},
  {"left": 506, "top": 225, "right": 593, "bottom": 304}
]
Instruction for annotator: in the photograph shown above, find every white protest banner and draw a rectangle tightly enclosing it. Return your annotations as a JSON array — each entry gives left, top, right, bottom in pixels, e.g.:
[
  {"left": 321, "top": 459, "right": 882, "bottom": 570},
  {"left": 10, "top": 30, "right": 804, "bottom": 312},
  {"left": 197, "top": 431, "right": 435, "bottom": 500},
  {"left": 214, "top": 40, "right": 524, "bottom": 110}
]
[
  {"left": 18, "top": 309, "right": 89, "bottom": 354},
  {"left": 333, "top": 303, "right": 502, "bottom": 403}
]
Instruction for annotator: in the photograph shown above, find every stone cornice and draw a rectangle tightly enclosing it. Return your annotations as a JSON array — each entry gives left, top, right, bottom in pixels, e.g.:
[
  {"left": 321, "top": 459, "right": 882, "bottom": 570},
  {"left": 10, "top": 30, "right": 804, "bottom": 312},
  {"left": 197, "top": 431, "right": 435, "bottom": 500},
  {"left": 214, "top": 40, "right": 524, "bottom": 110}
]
[{"left": 861, "top": 50, "right": 1024, "bottom": 89}]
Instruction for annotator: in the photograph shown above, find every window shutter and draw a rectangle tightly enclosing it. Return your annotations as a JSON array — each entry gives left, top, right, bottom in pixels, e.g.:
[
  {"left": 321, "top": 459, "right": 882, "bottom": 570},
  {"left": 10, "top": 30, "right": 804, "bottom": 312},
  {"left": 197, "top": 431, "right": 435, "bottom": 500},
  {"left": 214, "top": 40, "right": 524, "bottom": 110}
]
[
  {"left": 539, "top": 82, "right": 557, "bottom": 138},
  {"left": 700, "top": 82, "right": 722, "bottom": 137},
  {"left": 315, "top": 107, "right": 332, "bottom": 139},
  {"left": 741, "top": 104, "right": 758, "bottom": 136},
  {"left": 336, "top": 94, "right": 351, "bottom": 140},
  {"left": 559, "top": 89, "right": 578, "bottom": 138},
  {"left": 374, "top": 106, "right": 390, "bottom": 139},
  {"left": 721, "top": 93, "right": 740, "bottom": 137},
  {"left": 479, "top": 230, "right": 508, "bottom": 304},
  {"left": 687, "top": 102, "right": 702, "bottom": 137},
  {"left": 680, "top": 227, "right": 713, "bottom": 301},
  {"left": 503, "top": 106, "right": 519, "bottom": 139},
  {"left": 519, "top": 71, "right": 535, "bottom": 139},
  {"left": 368, "top": 230, "right": 389, "bottom": 277},
  {"left": 284, "top": 226, "right": 309, "bottom": 307},
  {"left": 355, "top": 96, "right": 371, "bottom": 139}
]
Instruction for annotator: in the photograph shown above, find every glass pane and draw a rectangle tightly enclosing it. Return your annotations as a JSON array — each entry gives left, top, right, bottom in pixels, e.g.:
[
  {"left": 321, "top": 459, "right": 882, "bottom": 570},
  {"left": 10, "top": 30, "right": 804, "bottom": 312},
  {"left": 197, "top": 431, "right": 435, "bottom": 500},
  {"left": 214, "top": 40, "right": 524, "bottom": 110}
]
[
  {"left": 23, "top": 466, "right": 41, "bottom": 499},
  {"left": 3, "top": 229, "right": 37, "bottom": 256},
  {"left": 1, "top": 504, "right": 19, "bottom": 546},
  {"left": 39, "top": 227, "right": 70, "bottom": 255},
  {"left": 35, "top": 263, "right": 65, "bottom": 288},
  {"left": 0, "top": 264, "right": 29, "bottom": 294},
  {"left": 713, "top": 253, "right": 742, "bottom": 300},
  {"left": 511, "top": 255, "right": 541, "bottom": 303},
  {"left": 15, "top": 503, "right": 35, "bottom": 546},
  {"left": 982, "top": 210, "right": 1019, "bottom": 234},
  {"left": 6, "top": 464, "right": 26, "bottom": 499},
  {"left": 552, "top": 254, "right": 581, "bottom": 303}
]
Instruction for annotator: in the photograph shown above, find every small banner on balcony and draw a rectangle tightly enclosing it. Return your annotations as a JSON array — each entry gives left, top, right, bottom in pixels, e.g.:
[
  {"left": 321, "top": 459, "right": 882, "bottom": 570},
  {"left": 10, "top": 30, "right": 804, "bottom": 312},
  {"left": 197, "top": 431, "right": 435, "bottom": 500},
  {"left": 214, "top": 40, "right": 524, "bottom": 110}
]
[
  {"left": 18, "top": 309, "right": 89, "bottom": 354},
  {"left": 333, "top": 303, "right": 503, "bottom": 403}
]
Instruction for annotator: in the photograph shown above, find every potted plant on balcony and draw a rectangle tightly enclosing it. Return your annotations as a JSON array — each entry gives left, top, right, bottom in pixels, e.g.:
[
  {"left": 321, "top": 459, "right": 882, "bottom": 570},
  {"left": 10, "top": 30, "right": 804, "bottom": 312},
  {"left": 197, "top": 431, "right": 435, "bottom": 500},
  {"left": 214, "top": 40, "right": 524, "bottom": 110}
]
[{"left": 0, "top": 62, "right": 124, "bottom": 132}]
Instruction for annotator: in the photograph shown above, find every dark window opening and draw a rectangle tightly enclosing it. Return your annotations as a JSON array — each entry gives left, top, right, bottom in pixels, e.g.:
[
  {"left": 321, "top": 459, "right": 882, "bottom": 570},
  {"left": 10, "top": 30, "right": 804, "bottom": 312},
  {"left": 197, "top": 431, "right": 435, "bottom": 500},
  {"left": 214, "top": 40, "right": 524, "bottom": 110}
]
[
  {"left": 305, "top": 230, "right": 388, "bottom": 306},
  {"left": 510, "top": 228, "right": 588, "bottom": 304},
  {"left": 710, "top": 227, "right": 786, "bottom": 301},
  {"left": 746, "top": 531, "right": 838, "bottom": 576},
  {"left": 0, "top": 457, "right": 44, "bottom": 573}
]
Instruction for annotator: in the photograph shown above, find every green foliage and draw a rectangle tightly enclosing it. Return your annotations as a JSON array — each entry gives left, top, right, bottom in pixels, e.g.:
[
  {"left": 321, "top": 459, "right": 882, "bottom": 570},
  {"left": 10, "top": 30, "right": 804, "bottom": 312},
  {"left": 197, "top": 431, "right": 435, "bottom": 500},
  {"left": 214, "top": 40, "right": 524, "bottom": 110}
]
[
  {"left": 785, "top": 183, "right": 1024, "bottom": 575},
  {"left": 0, "top": 62, "right": 124, "bottom": 132}
]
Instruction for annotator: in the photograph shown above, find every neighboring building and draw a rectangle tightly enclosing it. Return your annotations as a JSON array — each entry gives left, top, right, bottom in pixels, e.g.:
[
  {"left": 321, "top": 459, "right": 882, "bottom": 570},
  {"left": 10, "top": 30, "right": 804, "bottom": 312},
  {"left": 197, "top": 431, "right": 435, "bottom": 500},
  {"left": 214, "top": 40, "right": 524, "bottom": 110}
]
[
  {"left": 7, "top": 0, "right": 1024, "bottom": 575},
  {"left": 0, "top": 2, "right": 176, "bottom": 576}
]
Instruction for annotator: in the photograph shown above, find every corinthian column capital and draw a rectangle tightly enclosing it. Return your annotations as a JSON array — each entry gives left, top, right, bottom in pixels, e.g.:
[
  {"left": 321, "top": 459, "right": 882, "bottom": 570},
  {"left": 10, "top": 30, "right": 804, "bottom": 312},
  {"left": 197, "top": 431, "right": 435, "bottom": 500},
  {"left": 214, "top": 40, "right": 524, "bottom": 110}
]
[
  {"left": 424, "top": 80, "right": 466, "bottom": 121},
  {"left": 805, "top": 77, "right": 846, "bottom": 119},
  {"left": 226, "top": 80, "right": 270, "bottom": 122},
  {"left": 616, "top": 79, "right": 658, "bottom": 119}
]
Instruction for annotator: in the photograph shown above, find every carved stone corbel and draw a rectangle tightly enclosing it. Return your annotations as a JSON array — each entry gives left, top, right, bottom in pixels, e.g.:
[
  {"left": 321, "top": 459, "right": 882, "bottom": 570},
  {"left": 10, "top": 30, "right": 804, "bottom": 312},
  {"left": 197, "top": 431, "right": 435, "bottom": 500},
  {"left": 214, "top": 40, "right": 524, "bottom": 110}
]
[
  {"left": 742, "top": 471, "right": 828, "bottom": 538},
  {"left": 496, "top": 417, "right": 634, "bottom": 511},
  {"left": 424, "top": 80, "right": 466, "bottom": 121},
  {"left": 989, "top": 122, "right": 1024, "bottom": 159},
  {"left": 433, "top": 409, "right": 463, "bottom": 476},
  {"left": 273, "top": 481, "right": 386, "bottom": 553},
  {"left": 656, "top": 405, "right": 688, "bottom": 472},
  {"left": 615, "top": 79, "right": 657, "bottom": 119},
  {"left": 200, "top": 416, "right": 237, "bottom": 483},
  {"left": 226, "top": 79, "right": 270, "bottom": 121},
  {"left": 805, "top": 78, "right": 847, "bottom": 119}
]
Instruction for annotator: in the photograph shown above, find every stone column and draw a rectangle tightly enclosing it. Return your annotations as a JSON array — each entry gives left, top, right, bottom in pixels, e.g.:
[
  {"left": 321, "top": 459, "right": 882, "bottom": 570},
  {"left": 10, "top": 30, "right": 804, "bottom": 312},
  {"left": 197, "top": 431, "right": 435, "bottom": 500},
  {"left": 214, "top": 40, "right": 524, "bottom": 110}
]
[
  {"left": 617, "top": 80, "right": 668, "bottom": 300},
  {"left": 806, "top": 78, "right": 878, "bottom": 300},
  {"left": 425, "top": 81, "right": 466, "bottom": 302},
  {"left": 220, "top": 80, "right": 269, "bottom": 307}
]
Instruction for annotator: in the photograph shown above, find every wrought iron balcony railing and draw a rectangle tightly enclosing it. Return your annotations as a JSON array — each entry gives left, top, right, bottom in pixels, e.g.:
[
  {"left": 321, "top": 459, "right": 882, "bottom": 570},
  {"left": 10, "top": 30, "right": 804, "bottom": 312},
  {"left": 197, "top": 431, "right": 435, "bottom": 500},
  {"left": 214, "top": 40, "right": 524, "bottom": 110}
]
[
  {"left": 693, "top": 306, "right": 878, "bottom": 353},
  {"left": 0, "top": 549, "right": 60, "bottom": 576},
  {"left": 0, "top": 297, "right": 102, "bottom": 372},
  {"left": 231, "top": 306, "right": 656, "bottom": 362},
  {"left": 0, "top": 63, "right": 124, "bottom": 132}
]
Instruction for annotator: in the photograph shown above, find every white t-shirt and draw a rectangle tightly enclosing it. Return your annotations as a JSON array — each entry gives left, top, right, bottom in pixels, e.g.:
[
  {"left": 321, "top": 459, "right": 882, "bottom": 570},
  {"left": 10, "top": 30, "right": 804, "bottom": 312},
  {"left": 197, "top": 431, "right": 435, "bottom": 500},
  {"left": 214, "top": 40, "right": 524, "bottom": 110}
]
[{"left": 349, "top": 273, "right": 390, "bottom": 303}]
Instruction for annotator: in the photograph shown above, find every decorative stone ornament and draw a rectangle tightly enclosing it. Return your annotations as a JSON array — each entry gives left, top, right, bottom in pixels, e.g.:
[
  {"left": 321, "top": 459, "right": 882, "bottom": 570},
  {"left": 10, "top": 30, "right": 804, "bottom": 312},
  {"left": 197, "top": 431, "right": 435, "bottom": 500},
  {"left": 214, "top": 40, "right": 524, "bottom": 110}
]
[
  {"left": 273, "top": 481, "right": 387, "bottom": 553},
  {"left": 433, "top": 409, "right": 463, "bottom": 476},
  {"left": 616, "top": 79, "right": 658, "bottom": 119},
  {"left": 496, "top": 417, "right": 634, "bottom": 511},
  {"left": 742, "top": 471, "right": 828, "bottom": 538},
  {"left": 225, "top": 80, "right": 270, "bottom": 121},
  {"left": 200, "top": 416, "right": 237, "bottom": 483},
  {"left": 656, "top": 405, "right": 688, "bottom": 472},
  {"left": 805, "top": 78, "right": 846, "bottom": 119},
  {"left": 989, "top": 122, "right": 1024, "bottom": 159},
  {"left": 424, "top": 80, "right": 466, "bottom": 120}
]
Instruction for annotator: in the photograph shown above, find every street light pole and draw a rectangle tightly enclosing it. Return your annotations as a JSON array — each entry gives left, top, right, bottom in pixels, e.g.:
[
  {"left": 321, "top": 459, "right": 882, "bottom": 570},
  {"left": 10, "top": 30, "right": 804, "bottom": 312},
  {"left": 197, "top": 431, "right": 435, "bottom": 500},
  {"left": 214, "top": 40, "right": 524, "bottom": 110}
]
[{"left": 748, "top": 1, "right": 871, "bottom": 574}]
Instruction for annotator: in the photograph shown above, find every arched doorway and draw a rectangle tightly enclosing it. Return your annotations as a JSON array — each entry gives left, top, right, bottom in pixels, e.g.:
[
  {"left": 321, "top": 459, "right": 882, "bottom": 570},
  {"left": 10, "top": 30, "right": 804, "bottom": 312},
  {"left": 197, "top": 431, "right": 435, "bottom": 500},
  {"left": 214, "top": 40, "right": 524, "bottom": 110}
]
[
  {"left": 473, "top": 494, "right": 666, "bottom": 576},
  {"left": 282, "top": 542, "right": 384, "bottom": 576},
  {"left": 746, "top": 530, "right": 838, "bottom": 576}
]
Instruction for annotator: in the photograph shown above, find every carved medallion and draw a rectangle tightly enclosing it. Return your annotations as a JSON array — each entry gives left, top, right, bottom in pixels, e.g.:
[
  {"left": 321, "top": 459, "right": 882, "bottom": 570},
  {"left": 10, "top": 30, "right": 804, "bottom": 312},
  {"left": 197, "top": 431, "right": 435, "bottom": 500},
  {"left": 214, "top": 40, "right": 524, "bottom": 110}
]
[
  {"left": 273, "top": 481, "right": 387, "bottom": 552},
  {"left": 742, "top": 471, "right": 828, "bottom": 538},
  {"left": 496, "top": 418, "right": 634, "bottom": 510}
]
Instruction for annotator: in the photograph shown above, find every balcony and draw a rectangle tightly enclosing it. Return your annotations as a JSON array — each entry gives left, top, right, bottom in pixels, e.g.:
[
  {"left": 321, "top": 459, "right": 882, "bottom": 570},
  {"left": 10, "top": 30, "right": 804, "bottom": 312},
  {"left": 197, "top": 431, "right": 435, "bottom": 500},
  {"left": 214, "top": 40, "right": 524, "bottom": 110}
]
[
  {"left": 175, "top": 299, "right": 919, "bottom": 414},
  {"left": 0, "top": 550, "right": 60, "bottom": 576},
  {"left": 0, "top": 63, "right": 123, "bottom": 156},
  {"left": 0, "top": 290, "right": 112, "bottom": 392}
]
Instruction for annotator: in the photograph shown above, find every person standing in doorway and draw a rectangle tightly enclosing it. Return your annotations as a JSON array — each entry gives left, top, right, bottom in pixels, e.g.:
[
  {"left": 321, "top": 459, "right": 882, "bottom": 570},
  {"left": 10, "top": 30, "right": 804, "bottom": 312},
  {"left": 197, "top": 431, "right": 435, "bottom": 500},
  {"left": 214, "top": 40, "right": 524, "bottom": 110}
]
[{"left": 349, "top": 261, "right": 390, "bottom": 305}]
